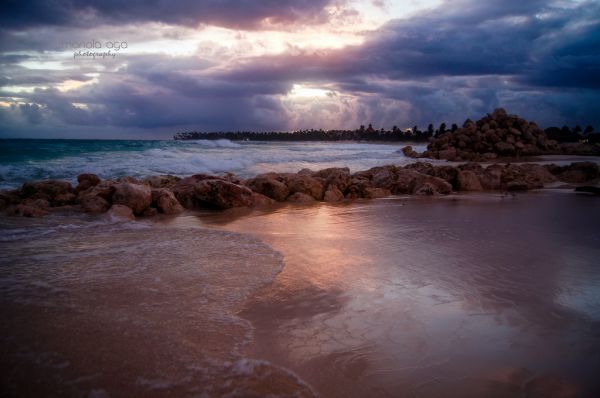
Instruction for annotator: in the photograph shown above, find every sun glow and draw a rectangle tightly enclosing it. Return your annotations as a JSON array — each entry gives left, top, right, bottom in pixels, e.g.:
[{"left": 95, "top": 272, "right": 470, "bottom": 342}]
[{"left": 289, "top": 84, "right": 331, "bottom": 98}]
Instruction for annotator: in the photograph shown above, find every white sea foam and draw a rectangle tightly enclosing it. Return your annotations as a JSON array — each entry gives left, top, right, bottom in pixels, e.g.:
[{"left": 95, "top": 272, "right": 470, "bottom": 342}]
[{"left": 0, "top": 140, "right": 428, "bottom": 189}]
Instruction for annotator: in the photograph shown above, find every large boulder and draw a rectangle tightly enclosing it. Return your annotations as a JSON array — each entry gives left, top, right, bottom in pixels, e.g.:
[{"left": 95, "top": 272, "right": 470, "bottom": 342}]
[
  {"left": 251, "top": 192, "right": 276, "bottom": 207},
  {"left": 75, "top": 174, "right": 101, "bottom": 193},
  {"left": 411, "top": 175, "right": 453, "bottom": 195},
  {"left": 370, "top": 166, "right": 398, "bottom": 189},
  {"left": 323, "top": 186, "right": 345, "bottom": 202},
  {"left": 173, "top": 174, "right": 225, "bottom": 208},
  {"left": 457, "top": 170, "right": 483, "bottom": 191},
  {"left": 104, "top": 204, "right": 135, "bottom": 221},
  {"left": 519, "top": 164, "right": 557, "bottom": 188},
  {"left": 390, "top": 169, "right": 421, "bottom": 194},
  {"left": 80, "top": 195, "right": 111, "bottom": 213},
  {"left": 547, "top": 162, "right": 599, "bottom": 183},
  {"left": 401, "top": 146, "right": 419, "bottom": 158},
  {"left": 314, "top": 167, "right": 352, "bottom": 192},
  {"left": 479, "top": 165, "right": 503, "bottom": 190},
  {"left": 193, "top": 179, "right": 255, "bottom": 209},
  {"left": 345, "top": 178, "right": 373, "bottom": 199},
  {"left": 245, "top": 174, "right": 290, "bottom": 201},
  {"left": 20, "top": 180, "right": 74, "bottom": 205},
  {"left": 144, "top": 175, "right": 181, "bottom": 189},
  {"left": 77, "top": 180, "right": 115, "bottom": 213},
  {"left": 151, "top": 188, "right": 184, "bottom": 215},
  {"left": 5, "top": 204, "right": 48, "bottom": 217},
  {"left": 0, "top": 190, "right": 21, "bottom": 210},
  {"left": 285, "top": 174, "right": 324, "bottom": 200},
  {"left": 111, "top": 183, "right": 152, "bottom": 215},
  {"left": 433, "top": 166, "right": 460, "bottom": 188},
  {"left": 287, "top": 192, "right": 316, "bottom": 203}
]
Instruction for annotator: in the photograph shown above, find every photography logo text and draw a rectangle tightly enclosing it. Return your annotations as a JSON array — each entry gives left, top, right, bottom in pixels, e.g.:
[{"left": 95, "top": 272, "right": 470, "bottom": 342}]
[{"left": 59, "top": 39, "right": 128, "bottom": 60}]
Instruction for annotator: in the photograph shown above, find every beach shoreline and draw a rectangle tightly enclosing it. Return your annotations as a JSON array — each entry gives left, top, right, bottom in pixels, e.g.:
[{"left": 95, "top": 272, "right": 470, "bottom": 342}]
[{"left": 2, "top": 187, "right": 600, "bottom": 397}]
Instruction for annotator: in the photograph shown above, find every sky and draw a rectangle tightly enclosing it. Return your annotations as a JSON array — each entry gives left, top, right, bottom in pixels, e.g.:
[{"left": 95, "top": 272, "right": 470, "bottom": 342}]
[{"left": 0, "top": 0, "right": 598, "bottom": 139}]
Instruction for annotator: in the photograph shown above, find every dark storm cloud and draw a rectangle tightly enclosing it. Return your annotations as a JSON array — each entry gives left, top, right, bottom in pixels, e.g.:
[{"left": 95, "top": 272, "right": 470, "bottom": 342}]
[
  {"left": 0, "top": 0, "right": 335, "bottom": 29},
  {"left": 219, "top": 0, "right": 598, "bottom": 85},
  {"left": 209, "top": 0, "right": 600, "bottom": 126},
  {"left": 1, "top": 0, "right": 599, "bottom": 138}
]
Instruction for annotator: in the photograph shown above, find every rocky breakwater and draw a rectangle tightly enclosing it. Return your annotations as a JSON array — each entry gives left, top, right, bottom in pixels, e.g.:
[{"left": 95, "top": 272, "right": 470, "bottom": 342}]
[
  {"left": 1, "top": 161, "right": 598, "bottom": 219},
  {"left": 403, "top": 108, "right": 600, "bottom": 161}
]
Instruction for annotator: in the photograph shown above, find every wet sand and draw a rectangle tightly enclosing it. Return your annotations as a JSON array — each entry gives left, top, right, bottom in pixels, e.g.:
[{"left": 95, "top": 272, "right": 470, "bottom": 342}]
[
  {"left": 0, "top": 219, "right": 314, "bottom": 397},
  {"left": 193, "top": 192, "right": 600, "bottom": 397},
  {"left": 1, "top": 191, "right": 599, "bottom": 397}
]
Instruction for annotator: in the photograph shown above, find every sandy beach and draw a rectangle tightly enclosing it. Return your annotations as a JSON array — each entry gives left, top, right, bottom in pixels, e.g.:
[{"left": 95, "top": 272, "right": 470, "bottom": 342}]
[{"left": 2, "top": 189, "right": 599, "bottom": 397}]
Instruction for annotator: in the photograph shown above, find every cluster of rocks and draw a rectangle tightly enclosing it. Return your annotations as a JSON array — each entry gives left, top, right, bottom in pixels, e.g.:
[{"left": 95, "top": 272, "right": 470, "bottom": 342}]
[
  {"left": 1, "top": 161, "right": 598, "bottom": 218},
  {"left": 404, "top": 108, "right": 600, "bottom": 161}
]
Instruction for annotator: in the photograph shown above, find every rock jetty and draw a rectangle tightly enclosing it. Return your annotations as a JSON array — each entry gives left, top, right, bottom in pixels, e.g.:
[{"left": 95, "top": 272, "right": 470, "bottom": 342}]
[{"left": 1, "top": 161, "right": 598, "bottom": 218}]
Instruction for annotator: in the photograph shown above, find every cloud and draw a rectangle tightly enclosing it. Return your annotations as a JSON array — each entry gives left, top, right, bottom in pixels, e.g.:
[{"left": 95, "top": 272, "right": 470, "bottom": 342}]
[
  {"left": 1, "top": 0, "right": 599, "bottom": 138},
  {"left": 0, "top": 0, "right": 337, "bottom": 30}
]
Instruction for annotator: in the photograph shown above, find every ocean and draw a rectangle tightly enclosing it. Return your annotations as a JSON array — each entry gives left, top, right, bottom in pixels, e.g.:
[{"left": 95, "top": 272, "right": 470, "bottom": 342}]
[{"left": 0, "top": 139, "right": 428, "bottom": 189}]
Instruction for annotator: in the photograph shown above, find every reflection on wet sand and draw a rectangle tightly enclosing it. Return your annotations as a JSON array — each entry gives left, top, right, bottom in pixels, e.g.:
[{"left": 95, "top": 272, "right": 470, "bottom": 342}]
[
  {"left": 196, "top": 192, "right": 600, "bottom": 397},
  {"left": 0, "top": 220, "right": 315, "bottom": 397}
]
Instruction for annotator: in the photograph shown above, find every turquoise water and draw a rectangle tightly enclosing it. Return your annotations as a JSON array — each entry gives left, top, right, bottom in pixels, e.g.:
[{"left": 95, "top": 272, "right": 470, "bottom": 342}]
[{"left": 0, "top": 139, "right": 425, "bottom": 189}]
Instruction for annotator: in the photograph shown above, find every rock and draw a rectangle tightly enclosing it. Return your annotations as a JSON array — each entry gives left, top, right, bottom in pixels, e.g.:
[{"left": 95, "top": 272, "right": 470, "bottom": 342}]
[
  {"left": 457, "top": 170, "right": 483, "bottom": 191},
  {"left": 0, "top": 190, "right": 22, "bottom": 210},
  {"left": 401, "top": 146, "right": 418, "bottom": 158},
  {"left": 479, "top": 165, "right": 503, "bottom": 190},
  {"left": 492, "top": 108, "right": 508, "bottom": 120},
  {"left": 323, "top": 186, "right": 345, "bottom": 202},
  {"left": 412, "top": 182, "right": 438, "bottom": 196},
  {"left": 81, "top": 195, "right": 111, "bottom": 213},
  {"left": 221, "top": 172, "right": 244, "bottom": 185},
  {"left": 245, "top": 175, "right": 290, "bottom": 201},
  {"left": 173, "top": 174, "right": 222, "bottom": 208},
  {"left": 548, "top": 162, "right": 599, "bottom": 183},
  {"left": 104, "top": 204, "right": 135, "bottom": 221},
  {"left": 115, "top": 176, "right": 141, "bottom": 184},
  {"left": 77, "top": 180, "right": 116, "bottom": 213},
  {"left": 364, "top": 188, "right": 391, "bottom": 199},
  {"left": 76, "top": 174, "right": 101, "bottom": 193},
  {"left": 411, "top": 175, "right": 453, "bottom": 195},
  {"left": 297, "top": 168, "right": 314, "bottom": 176},
  {"left": 145, "top": 175, "right": 181, "bottom": 189},
  {"left": 370, "top": 166, "right": 398, "bottom": 189},
  {"left": 193, "top": 179, "right": 255, "bottom": 209},
  {"left": 390, "top": 169, "right": 421, "bottom": 194},
  {"left": 151, "top": 188, "right": 184, "bottom": 214},
  {"left": 405, "top": 162, "right": 435, "bottom": 175},
  {"left": 494, "top": 141, "right": 516, "bottom": 156},
  {"left": 53, "top": 192, "right": 77, "bottom": 206},
  {"left": 22, "top": 198, "right": 49, "bottom": 209},
  {"left": 422, "top": 109, "right": 589, "bottom": 160},
  {"left": 519, "top": 164, "right": 557, "bottom": 188},
  {"left": 287, "top": 192, "right": 316, "bottom": 203},
  {"left": 20, "top": 180, "right": 74, "bottom": 205},
  {"left": 251, "top": 192, "right": 276, "bottom": 207},
  {"left": 141, "top": 207, "right": 158, "bottom": 217},
  {"left": 112, "top": 183, "right": 152, "bottom": 215},
  {"left": 286, "top": 175, "right": 324, "bottom": 200},
  {"left": 314, "top": 168, "right": 352, "bottom": 192},
  {"left": 437, "top": 147, "right": 458, "bottom": 161},
  {"left": 430, "top": 166, "right": 459, "bottom": 188},
  {"left": 5, "top": 204, "right": 49, "bottom": 217},
  {"left": 345, "top": 179, "right": 373, "bottom": 199}
]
